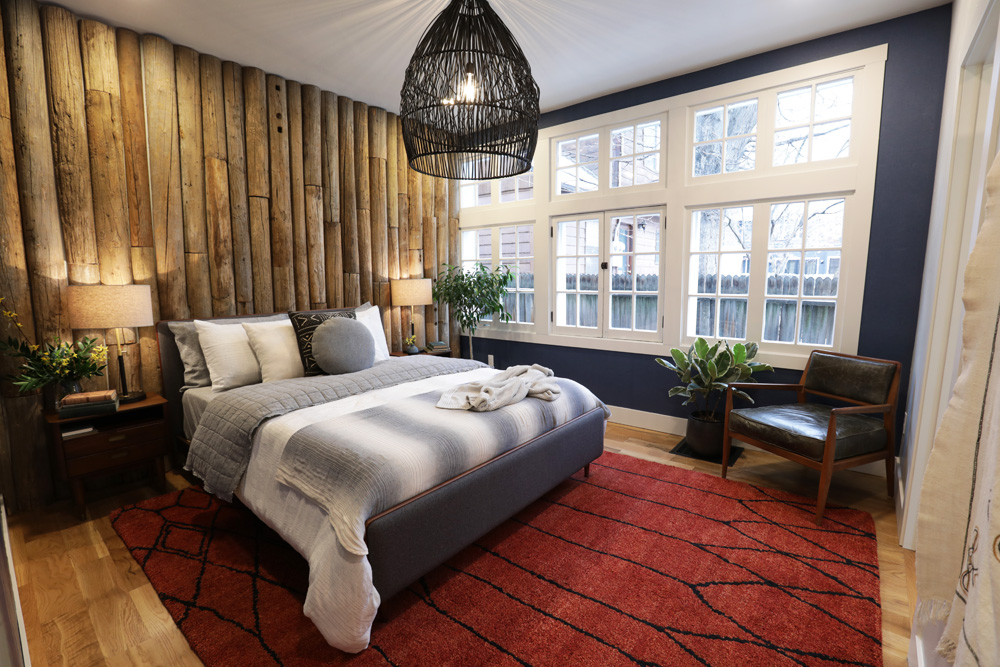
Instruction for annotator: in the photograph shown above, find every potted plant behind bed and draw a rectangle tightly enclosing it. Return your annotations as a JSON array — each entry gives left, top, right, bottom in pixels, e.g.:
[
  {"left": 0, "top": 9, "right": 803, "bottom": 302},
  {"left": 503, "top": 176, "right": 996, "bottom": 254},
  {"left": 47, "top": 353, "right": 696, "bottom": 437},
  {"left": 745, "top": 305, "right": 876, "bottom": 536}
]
[
  {"left": 432, "top": 263, "right": 513, "bottom": 360},
  {"left": 655, "top": 338, "right": 772, "bottom": 458}
]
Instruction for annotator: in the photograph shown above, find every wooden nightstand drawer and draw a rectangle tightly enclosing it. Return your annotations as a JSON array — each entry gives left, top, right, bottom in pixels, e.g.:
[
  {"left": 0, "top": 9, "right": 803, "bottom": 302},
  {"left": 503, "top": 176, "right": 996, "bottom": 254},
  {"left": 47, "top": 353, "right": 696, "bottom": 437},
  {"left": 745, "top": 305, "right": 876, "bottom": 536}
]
[
  {"left": 63, "top": 421, "right": 164, "bottom": 459},
  {"left": 65, "top": 438, "right": 166, "bottom": 477}
]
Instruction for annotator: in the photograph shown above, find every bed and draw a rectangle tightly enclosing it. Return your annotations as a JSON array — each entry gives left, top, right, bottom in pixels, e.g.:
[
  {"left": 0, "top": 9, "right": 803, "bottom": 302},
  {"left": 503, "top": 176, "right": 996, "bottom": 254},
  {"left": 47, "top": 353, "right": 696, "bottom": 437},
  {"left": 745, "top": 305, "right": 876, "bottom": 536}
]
[{"left": 156, "top": 310, "right": 607, "bottom": 653}]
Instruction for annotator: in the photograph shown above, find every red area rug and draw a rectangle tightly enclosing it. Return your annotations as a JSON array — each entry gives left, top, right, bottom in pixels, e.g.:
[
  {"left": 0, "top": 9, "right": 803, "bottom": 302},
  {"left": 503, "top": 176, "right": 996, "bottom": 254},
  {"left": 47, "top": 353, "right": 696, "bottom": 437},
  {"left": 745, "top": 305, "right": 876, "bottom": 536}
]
[{"left": 110, "top": 452, "right": 882, "bottom": 666}]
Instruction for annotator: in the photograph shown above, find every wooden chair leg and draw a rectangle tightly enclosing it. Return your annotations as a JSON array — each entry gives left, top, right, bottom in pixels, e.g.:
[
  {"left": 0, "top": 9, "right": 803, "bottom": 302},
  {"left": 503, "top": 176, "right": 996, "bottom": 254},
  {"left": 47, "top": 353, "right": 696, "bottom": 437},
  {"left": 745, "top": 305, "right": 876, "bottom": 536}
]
[
  {"left": 583, "top": 464, "right": 590, "bottom": 478},
  {"left": 885, "top": 451, "right": 895, "bottom": 497},
  {"left": 815, "top": 459, "right": 834, "bottom": 525},
  {"left": 721, "top": 431, "right": 732, "bottom": 479}
]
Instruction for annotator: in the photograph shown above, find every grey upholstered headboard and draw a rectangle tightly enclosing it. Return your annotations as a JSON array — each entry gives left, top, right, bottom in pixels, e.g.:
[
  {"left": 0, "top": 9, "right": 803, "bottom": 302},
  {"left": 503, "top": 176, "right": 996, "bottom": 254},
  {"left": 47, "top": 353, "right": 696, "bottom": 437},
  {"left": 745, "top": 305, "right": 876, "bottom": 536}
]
[{"left": 156, "top": 309, "right": 355, "bottom": 447}]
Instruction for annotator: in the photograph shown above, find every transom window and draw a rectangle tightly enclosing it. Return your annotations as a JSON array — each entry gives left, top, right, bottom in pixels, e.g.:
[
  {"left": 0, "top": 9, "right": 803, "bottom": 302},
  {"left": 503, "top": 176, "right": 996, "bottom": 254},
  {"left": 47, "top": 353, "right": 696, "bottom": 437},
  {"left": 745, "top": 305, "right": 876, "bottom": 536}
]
[
  {"left": 500, "top": 225, "right": 535, "bottom": 324},
  {"left": 774, "top": 77, "right": 853, "bottom": 165},
  {"left": 688, "top": 206, "right": 753, "bottom": 339},
  {"left": 693, "top": 98, "right": 758, "bottom": 177},
  {"left": 764, "top": 198, "right": 843, "bottom": 345},
  {"left": 500, "top": 167, "right": 534, "bottom": 203},
  {"left": 611, "top": 120, "right": 661, "bottom": 187},
  {"left": 460, "top": 180, "right": 491, "bottom": 208},
  {"left": 556, "top": 133, "right": 599, "bottom": 195},
  {"left": 554, "top": 210, "right": 663, "bottom": 341}
]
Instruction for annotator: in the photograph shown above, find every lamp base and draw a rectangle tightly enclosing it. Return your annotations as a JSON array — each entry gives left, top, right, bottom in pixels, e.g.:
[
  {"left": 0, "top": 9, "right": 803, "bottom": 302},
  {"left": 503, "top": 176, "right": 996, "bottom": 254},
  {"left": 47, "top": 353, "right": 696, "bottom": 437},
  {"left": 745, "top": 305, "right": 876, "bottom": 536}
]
[{"left": 119, "top": 390, "right": 146, "bottom": 405}]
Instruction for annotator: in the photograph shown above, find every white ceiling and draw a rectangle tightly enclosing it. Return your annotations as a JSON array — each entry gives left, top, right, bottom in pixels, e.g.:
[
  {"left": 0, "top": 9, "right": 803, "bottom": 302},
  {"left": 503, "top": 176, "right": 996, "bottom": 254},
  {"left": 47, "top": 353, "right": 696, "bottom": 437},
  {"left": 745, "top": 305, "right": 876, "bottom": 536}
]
[{"left": 58, "top": 0, "right": 948, "bottom": 114}]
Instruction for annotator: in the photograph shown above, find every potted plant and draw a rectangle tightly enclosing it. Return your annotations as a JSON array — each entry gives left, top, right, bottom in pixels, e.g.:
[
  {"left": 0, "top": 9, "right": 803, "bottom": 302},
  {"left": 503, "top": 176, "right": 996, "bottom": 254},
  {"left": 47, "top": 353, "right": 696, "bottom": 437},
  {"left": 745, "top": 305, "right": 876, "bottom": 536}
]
[
  {"left": 432, "top": 263, "right": 512, "bottom": 360},
  {"left": 0, "top": 300, "right": 108, "bottom": 411},
  {"left": 655, "top": 338, "right": 772, "bottom": 458}
]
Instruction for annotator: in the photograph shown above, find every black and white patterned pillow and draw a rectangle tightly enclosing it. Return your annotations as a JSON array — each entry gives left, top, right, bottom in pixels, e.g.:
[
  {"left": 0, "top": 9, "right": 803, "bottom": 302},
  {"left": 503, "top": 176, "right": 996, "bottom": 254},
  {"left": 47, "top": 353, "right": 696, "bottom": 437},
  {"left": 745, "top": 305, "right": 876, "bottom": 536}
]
[{"left": 289, "top": 310, "right": 357, "bottom": 376}]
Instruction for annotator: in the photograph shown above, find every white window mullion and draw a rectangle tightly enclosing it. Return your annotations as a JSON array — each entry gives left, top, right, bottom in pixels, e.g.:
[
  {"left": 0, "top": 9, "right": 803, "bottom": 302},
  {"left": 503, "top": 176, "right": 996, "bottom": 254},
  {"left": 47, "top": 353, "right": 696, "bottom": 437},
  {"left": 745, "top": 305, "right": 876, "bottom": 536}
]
[{"left": 745, "top": 202, "right": 771, "bottom": 342}]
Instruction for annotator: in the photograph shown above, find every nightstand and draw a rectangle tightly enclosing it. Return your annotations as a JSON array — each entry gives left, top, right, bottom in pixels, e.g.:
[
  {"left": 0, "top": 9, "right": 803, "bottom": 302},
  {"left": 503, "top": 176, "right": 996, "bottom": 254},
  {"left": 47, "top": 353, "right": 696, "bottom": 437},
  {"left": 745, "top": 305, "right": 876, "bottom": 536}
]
[
  {"left": 390, "top": 349, "right": 453, "bottom": 357},
  {"left": 45, "top": 394, "right": 168, "bottom": 519}
]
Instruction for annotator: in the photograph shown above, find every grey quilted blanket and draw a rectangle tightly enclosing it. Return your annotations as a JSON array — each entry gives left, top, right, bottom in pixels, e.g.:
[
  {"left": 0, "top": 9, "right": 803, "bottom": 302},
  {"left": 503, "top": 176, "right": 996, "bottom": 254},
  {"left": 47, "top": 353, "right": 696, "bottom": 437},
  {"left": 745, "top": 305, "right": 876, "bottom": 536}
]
[
  {"left": 186, "top": 355, "right": 484, "bottom": 499},
  {"left": 275, "top": 378, "right": 609, "bottom": 556}
]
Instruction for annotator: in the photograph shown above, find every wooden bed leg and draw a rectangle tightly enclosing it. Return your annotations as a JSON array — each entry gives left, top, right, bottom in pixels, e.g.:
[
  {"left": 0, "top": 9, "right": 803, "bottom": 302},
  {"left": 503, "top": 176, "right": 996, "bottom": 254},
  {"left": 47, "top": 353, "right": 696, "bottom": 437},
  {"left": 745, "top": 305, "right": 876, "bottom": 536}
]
[{"left": 583, "top": 464, "right": 590, "bottom": 478}]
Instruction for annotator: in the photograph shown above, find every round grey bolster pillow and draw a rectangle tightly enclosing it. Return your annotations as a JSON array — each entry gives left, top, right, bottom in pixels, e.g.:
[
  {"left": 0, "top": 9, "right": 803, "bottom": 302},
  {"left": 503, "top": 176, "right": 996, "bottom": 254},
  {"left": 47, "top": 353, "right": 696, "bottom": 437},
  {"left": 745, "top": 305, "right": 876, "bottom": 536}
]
[{"left": 312, "top": 317, "right": 375, "bottom": 375}]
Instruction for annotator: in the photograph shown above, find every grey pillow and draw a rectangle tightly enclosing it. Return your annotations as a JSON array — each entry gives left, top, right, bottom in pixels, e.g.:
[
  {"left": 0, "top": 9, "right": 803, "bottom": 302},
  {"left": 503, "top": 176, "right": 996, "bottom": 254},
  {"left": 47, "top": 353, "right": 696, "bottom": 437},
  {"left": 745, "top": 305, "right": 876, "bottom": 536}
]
[
  {"left": 312, "top": 317, "right": 375, "bottom": 375},
  {"left": 168, "top": 321, "right": 210, "bottom": 391}
]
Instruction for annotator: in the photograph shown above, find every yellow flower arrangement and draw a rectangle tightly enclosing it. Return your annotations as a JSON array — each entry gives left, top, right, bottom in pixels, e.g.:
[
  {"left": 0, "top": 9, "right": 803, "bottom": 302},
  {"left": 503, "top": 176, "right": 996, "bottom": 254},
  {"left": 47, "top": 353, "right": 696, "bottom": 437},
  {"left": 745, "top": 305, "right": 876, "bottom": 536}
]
[{"left": 0, "top": 302, "right": 107, "bottom": 392}]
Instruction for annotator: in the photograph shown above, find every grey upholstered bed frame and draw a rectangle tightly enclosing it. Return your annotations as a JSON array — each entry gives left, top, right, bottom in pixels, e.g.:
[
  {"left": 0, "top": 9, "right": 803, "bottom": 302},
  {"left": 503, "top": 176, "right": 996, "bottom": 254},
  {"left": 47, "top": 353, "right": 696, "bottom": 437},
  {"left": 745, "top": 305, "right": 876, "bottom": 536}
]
[{"left": 155, "top": 313, "right": 605, "bottom": 601}]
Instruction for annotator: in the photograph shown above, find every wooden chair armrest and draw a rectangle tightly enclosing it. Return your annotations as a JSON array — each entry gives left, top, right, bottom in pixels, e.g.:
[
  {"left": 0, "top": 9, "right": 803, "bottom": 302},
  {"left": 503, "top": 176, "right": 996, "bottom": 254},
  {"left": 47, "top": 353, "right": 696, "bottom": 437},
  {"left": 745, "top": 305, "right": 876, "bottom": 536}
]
[
  {"left": 728, "top": 382, "right": 804, "bottom": 391},
  {"left": 831, "top": 403, "right": 892, "bottom": 416}
]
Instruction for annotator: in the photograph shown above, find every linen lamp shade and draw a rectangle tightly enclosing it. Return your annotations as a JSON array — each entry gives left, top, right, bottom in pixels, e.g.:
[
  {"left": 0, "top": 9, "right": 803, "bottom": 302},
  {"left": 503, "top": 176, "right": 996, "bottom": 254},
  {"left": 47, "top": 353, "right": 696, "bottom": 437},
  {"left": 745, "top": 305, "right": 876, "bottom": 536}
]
[
  {"left": 390, "top": 279, "right": 433, "bottom": 307},
  {"left": 67, "top": 285, "right": 153, "bottom": 403},
  {"left": 67, "top": 285, "right": 154, "bottom": 330}
]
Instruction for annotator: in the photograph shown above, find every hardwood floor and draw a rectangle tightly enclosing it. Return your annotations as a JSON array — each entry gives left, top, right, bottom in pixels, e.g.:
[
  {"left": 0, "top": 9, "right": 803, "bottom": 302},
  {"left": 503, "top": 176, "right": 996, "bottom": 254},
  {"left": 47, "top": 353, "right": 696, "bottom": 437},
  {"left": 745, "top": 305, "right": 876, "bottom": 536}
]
[{"left": 9, "top": 425, "right": 916, "bottom": 666}]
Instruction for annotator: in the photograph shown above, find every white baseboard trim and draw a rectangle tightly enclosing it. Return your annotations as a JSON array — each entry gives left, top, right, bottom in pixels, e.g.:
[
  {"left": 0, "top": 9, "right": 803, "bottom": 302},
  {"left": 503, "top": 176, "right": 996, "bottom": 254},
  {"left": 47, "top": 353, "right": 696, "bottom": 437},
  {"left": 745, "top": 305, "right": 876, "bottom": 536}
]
[{"left": 606, "top": 404, "right": 887, "bottom": 478}]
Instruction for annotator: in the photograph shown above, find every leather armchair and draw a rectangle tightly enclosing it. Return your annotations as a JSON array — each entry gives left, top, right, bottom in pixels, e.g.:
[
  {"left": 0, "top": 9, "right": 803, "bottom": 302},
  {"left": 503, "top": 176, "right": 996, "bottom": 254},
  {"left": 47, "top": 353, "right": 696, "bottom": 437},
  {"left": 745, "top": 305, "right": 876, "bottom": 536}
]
[{"left": 722, "top": 351, "right": 901, "bottom": 524}]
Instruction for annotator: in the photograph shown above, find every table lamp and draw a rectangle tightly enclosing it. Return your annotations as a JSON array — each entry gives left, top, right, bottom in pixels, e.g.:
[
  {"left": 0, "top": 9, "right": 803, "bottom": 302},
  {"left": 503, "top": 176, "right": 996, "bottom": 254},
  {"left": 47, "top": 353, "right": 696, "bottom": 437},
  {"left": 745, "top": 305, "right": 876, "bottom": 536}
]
[
  {"left": 390, "top": 278, "right": 433, "bottom": 354},
  {"left": 67, "top": 285, "right": 154, "bottom": 403}
]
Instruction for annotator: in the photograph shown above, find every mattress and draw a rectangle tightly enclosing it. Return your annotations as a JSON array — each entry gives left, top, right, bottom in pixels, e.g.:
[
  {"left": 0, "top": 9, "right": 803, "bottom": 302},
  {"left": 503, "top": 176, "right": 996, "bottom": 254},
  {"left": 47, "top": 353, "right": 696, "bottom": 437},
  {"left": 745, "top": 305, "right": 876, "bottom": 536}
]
[{"left": 181, "top": 385, "right": 216, "bottom": 439}]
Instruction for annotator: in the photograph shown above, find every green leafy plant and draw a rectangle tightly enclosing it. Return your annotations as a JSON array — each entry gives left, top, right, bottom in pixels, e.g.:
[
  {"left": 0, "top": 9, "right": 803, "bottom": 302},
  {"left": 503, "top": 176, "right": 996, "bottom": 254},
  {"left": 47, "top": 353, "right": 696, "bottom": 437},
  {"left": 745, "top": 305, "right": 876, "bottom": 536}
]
[
  {"left": 655, "top": 337, "right": 773, "bottom": 422},
  {"left": 0, "top": 299, "right": 108, "bottom": 392},
  {"left": 432, "top": 263, "right": 513, "bottom": 359}
]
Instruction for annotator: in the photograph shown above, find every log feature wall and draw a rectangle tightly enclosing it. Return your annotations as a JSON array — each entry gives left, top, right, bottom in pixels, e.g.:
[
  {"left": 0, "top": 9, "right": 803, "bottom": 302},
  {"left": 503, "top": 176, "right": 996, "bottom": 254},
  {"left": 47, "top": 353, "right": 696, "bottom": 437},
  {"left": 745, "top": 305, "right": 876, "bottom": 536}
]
[{"left": 0, "top": 0, "right": 460, "bottom": 512}]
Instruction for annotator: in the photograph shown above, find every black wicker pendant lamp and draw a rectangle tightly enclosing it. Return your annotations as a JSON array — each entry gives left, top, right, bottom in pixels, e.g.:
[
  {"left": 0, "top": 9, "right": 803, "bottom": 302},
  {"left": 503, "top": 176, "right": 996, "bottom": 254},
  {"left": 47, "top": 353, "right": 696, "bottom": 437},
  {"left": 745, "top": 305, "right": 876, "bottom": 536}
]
[{"left": 400, "top": 0, "right": 540, "bottom": 180}]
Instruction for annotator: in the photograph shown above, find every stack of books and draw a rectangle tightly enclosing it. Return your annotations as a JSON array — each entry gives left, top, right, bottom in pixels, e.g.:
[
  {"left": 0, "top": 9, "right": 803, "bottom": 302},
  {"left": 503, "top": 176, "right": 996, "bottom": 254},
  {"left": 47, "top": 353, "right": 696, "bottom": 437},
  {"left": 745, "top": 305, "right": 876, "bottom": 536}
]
[
  {"left": 426, "top": 340, "right": 450, "bottom": 353},
  {"left": 58, "top": 389, "right": 119, "bottom": 419}
]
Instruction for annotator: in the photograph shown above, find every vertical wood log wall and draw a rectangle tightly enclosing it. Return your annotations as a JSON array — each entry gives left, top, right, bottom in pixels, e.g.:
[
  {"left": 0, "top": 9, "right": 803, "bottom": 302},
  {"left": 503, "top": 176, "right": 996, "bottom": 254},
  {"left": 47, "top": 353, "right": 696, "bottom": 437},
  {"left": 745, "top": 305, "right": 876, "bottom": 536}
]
[{"left": 0, "top": 0, "right": 459, "bottom": 512}]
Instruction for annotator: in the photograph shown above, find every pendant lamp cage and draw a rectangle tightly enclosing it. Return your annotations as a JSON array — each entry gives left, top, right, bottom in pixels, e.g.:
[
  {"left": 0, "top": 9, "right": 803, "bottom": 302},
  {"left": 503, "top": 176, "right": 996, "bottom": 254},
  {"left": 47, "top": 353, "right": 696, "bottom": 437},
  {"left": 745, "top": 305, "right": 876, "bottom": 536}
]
[{"left": 400, "top": 0, "right": 540, "bottom": 180}]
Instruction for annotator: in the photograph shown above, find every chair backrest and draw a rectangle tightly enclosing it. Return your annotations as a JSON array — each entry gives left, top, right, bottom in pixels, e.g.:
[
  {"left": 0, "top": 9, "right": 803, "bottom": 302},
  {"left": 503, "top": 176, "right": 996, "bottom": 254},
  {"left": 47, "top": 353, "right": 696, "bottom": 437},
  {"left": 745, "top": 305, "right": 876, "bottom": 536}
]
[{"left": 802, "top": 351, "right": 899, "bottom": 406}]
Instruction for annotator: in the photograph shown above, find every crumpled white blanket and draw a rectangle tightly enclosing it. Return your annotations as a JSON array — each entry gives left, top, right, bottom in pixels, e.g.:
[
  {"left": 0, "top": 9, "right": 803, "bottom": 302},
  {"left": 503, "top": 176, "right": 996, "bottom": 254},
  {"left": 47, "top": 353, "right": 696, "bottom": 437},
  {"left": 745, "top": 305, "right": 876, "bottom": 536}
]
[{"left": 436, "top": 363, "right": 561, "bottom": 411}]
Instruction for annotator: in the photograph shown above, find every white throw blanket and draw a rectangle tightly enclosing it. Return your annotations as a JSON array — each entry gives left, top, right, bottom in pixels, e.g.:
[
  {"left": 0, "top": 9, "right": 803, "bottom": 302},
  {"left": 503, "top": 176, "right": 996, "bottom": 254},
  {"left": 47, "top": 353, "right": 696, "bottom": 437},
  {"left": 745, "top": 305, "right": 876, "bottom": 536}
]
[
  {"left": 915, "top": 152, "right": 1000, "bottom": 664},
  {"left": 436, "top": 363, "right": 561, "bottom": 411}
]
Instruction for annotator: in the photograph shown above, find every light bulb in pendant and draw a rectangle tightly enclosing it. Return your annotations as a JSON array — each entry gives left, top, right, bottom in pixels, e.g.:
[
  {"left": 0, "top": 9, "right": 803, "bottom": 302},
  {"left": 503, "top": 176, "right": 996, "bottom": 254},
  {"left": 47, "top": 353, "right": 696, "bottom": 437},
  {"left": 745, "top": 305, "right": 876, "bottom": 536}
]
[{"left": 459, "top": 63, "right": 477, "bottom": 103}]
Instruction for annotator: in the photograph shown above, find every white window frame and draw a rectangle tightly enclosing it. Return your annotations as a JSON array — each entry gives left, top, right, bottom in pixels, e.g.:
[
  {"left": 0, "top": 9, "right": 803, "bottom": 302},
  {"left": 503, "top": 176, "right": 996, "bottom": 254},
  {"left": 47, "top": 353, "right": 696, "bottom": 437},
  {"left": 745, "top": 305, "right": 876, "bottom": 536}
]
[{"left": 457, "top": 45, "right": 886, "bottom": 370}]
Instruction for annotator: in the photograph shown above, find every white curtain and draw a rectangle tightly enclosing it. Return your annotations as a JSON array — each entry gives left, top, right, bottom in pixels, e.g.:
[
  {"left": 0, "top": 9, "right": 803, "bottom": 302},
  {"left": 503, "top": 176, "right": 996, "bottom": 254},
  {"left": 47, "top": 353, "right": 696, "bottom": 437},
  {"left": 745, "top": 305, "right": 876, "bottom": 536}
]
[{"left": 914, "top": 152, "right": 1000, "bottom": 664}]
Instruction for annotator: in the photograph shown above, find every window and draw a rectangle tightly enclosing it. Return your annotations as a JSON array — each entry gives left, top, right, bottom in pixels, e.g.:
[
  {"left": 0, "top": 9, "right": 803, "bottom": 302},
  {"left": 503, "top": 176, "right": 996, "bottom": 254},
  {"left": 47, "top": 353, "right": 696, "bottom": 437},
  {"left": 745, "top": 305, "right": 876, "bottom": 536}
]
[
  {"left": 460, "top": 180, "right": 491, "bottom": 209},
  {"left": 764, "top": 198, "right": 843, "bottom": 346},
  {"left": 500, "top": 167, "right": 534, "bottom": 202},
  {"left": 688, "top": 206, "right": 753, "bottom": 339},
  {"left": 693, "top": 98, "right": 757, "bottom": 176},
  {"left": 461, "top": 228, "right": 493, "bottom": 321},
  {"left": 554, "top": 210, "right": 662, "bottom": 341},
  {"left": 774, "top": 77, "right": 853, "bottom": 165},
  {"left": 611, "top": 120, "right": 661, "bottom": 187},
  {"left": 555, "top": 133, "right": 599, "bottom": 194},
  {"left": 500, "top": 225, "right": 534, "bottom": 323}
]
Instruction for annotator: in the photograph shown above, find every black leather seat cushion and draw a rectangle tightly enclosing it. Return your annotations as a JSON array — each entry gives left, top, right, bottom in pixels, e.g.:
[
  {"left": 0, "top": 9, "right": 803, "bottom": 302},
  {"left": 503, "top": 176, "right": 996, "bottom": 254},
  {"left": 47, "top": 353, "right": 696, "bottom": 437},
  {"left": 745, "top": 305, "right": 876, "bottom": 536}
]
[{"left": 729, "top": 403, "right": 886, "bottom": 461}]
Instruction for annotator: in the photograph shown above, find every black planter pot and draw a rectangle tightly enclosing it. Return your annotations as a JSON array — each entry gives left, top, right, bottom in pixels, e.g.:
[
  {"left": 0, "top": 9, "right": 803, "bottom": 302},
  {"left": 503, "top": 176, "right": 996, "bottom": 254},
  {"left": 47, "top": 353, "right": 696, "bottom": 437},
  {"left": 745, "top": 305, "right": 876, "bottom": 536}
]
[{"left": 684, "top": 411, "right": 725, "bottom": 458}]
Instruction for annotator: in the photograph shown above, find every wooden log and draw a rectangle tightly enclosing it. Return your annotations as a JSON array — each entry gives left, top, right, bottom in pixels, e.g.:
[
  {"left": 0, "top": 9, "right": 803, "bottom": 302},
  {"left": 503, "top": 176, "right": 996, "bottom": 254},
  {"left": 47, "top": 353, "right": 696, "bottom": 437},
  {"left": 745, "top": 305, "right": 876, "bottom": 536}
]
[
  {"left": 435, "top": 178, "right": 449, "bottom": 345},
  {"left": 39, "top": 5, "right": 99, "bottom": 286},
  {"left": 302, "top": 86, "right": 324, "bottom": 308},
  {"left": 422, "top": 174, "right": 436, "bottom": 344},
  {"left": 248, "top": 196, "right": 273, "bottom": 313},
  {"left": 368, "top": 107, "right": 388, "bottom": 340},
  {"left": 449, "top": 179, "right": 460, "bottom": 358},
  {"left": 200, "top": 55, "right": 235, "bottom": 316},
  {"left": 222, "top": 62, "right": 253, "bottom": 314},
  {"left": 0, "top": 4, "right": 34, "bottom": 398},
  {"left": 321, "top": 91, "right": 342, "bottom": 308},
  {"left": 354, "top": 101, "right": 372, "bottom": 304},
  {"left": 243, "top": 68, "right": 269, "bottom": 198},
  {"left": 175, "top": 45, "right": 210, "bottom": 317},
  {"left": 338, "top": 97, "right": 359, "bottom": 305},
  {"left": 80, "top": 20, "right": 132, "bottom": 288},
  {"left": 286, "top": 81, "right": 308, "bottom": 309},
  {"left": 115, "top": 29, "right": 153, "bottom": 251},
  {"left": 408, "top": 167, "right": 423, "bottom": 278},
  {"left": 131, "top": 246, "right": 162, "bottom": 396},
  {"left": 4, "top": 396, "right": 50, "bottom": 511},
  {"left": 4, "top": 0, "right": 69, "bottom": 341},
  {"left": 141, "top": 35, "right": 188, "bottom": 320},
  {"left": 396, "top": 117, "right": 410, "bottom": 343},
  {"left": 385, "top": 113, "right": 401, "bottom": 351},
  {"left": 243, "top": 67, "right": 272, "bottom": 312},
  {"left": 267, "top": 75, "right": 294, "bottom": 311}
]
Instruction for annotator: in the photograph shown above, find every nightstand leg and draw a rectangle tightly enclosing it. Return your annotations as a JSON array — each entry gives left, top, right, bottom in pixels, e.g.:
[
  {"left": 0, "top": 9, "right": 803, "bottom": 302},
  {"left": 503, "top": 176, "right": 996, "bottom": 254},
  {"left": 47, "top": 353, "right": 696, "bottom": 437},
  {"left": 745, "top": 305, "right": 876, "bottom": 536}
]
[
  {"left": 71, "top": 479, "right": 86, "bottom": 520},
  {"left": 153, "top": 456, "right": 166, "bottom": 493}
]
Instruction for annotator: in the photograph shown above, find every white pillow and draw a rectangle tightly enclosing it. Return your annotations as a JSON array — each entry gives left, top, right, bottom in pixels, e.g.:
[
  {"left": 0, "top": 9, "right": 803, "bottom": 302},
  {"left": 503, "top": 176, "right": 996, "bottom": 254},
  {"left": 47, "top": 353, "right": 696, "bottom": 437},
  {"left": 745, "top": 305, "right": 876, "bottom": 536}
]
[
  {"left": 243, "top": 320, "right": 304, "bottom": 383},
  {"left": 194, "top": 320, "right": 261, "bottom": 392},
  {"left": 354, "top": 303, "right": 391, "bottom": 362}
]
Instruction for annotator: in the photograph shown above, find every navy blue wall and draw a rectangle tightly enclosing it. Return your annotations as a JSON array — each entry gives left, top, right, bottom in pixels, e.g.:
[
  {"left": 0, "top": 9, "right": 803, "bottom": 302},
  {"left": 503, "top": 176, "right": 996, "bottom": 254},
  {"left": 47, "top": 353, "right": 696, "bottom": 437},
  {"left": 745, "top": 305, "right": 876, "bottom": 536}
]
[{"left": 469, "top": 5, "right": 952, "bottom": 451}]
